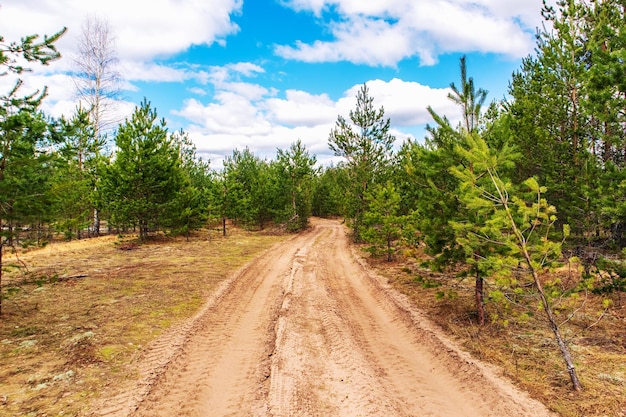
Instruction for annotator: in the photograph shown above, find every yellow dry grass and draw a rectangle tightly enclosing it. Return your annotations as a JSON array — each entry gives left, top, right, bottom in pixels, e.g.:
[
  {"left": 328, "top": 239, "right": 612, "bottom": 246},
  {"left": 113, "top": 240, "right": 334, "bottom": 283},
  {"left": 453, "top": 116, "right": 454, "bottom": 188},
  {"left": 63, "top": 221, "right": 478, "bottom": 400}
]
[
  {"left": 368, "top": 252, "right": 626, "bottom": 417},
  {"left": 0, "top": 227, "right": 287, "bottom": 416}
]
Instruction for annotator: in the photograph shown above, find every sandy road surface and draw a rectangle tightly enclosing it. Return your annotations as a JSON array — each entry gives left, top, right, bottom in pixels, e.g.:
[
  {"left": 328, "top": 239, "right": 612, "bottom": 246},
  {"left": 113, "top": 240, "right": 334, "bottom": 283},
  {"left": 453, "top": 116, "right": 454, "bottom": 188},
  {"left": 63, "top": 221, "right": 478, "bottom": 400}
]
[{"left": 92, "top": 218, "right": 554, "bottom": 417}]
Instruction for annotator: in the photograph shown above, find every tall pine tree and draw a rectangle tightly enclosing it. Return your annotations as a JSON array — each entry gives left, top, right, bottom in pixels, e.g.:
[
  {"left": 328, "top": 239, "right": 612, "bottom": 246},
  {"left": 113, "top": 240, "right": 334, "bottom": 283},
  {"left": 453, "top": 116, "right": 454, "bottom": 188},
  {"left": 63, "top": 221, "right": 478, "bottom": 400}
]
[{"left": 328, "top": 84, "right": 395, "bottom": 242}]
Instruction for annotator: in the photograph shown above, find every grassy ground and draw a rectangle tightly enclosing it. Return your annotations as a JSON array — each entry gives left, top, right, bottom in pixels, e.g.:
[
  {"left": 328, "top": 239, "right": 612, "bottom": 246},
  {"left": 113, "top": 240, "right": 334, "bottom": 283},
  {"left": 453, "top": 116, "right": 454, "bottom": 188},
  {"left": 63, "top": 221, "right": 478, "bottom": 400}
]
[
  {"left": 0, "top": 227, "right": 287, "bottom": 416},
  {"left": 366, "top": 249, "right": 626, "bottom": 417}
]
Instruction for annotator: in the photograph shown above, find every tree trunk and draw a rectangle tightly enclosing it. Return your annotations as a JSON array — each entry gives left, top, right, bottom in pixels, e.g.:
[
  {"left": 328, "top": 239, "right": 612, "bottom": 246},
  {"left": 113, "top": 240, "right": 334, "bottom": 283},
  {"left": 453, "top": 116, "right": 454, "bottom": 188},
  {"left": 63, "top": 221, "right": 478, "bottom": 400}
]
[
  {"left": 223, "top": 217, "right": 227, "bottom": 237},
  {"left": 93, "top": 207, "right": 100, "bottom": 236},
  {"left": 0, "top": 221, "right": 3, "bottom": 316},
  {"left": 531, "top": 266, "right": 583, "bottom": 390},
  {"left": 500, "top": 194, "right": 583, "bottom": 391},
  {"left": 475, "top": 269, "right": 485, "bottom": 326},
  {"left": 139, "top": 220, "right": 148, "bottom": 241}
]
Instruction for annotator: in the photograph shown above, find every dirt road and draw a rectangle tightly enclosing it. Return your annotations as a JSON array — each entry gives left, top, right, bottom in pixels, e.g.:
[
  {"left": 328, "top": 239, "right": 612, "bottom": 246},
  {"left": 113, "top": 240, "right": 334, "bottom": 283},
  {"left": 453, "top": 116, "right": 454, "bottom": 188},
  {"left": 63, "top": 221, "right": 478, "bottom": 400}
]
[{"left": 93, "top": 218, "right": 554, "bottom": 416}]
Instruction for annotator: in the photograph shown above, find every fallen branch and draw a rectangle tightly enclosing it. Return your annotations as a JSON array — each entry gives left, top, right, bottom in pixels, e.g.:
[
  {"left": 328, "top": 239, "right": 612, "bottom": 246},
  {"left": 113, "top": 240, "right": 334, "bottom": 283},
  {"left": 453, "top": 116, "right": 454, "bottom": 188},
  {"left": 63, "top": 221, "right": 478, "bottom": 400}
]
[{"left": 56, "top": 274, "right": 89, "bottom": 282}]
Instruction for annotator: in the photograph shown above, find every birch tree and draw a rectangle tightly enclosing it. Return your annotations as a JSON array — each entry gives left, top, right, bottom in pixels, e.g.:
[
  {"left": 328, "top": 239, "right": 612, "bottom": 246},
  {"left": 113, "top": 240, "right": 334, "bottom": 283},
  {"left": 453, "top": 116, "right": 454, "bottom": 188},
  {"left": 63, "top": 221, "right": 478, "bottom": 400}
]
[
  {"left": 72, "top": 17, "right": 122, "bottom": 235},
  {"left": 72, "top": 16, "right": 122, "bottom": 137}
]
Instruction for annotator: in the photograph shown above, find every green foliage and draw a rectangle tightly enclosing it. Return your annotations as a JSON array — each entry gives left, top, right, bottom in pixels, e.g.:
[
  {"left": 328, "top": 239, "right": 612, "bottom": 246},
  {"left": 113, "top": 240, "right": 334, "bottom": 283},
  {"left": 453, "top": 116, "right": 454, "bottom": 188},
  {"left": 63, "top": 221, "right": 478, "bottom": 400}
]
[
  {"left": 222, "top": 147, "right": 270, "bottom": 229},
  {"left": 328, "top": 83, "right": 395, "bottom": 241},
  {"left": 0, "top": 28, "right": 66, "bottom": 73},
  {"left": 398, "top": 56, "right": 508, "bottom": 275},
  {"left": 101, "top": 99, "right": 184, "bottom": 240},
  {"left": 0, "top": 111, "right": 57, "bottom": 251},
  {"left": 165, "top": 130, "right": 212, "bottom": 238},
  {"left": 397, "top": 138, "right": 464, "bottom": 270},
  {"left": 591, "top": 256, "right": 626, "bottom": 295},
  {"left": 451, "top": 130, "right": 582, "bottom": 390},
  {"left": 50, "top": 107, "right": 105, "bottom": 239},
  {"left": 450, "top": 133, "right": 564, "bottom": 295},
  {"left": 312, "top": 164, "right": 348, "bottom": 218},
  {"left": 275, "top": 140, "right": 317, "bottom": 231},
  {"left": 448, "top": 55, "right": 488, "bottom": 134},
  {"left": 0, "top": 26, "right": 67, "bottom": 235},
  {"left": 362, "top": 182, "right": 404, "bottom": 261},
  {"left": 506, "top": 0, "right": 626, "bottom": 242},
  {"left": 0, "top": 26, "right": 66, "bottom": 315},
  {"left": 0, "top": 28, "right": 67, "bottom": 120}
]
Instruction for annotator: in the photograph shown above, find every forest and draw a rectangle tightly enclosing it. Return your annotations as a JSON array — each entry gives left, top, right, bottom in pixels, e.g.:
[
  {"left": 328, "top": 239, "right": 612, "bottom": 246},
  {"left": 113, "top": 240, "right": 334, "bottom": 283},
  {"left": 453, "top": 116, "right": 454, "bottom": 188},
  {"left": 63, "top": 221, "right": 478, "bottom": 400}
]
[{"left": 1, "top": 0, "right": 626, "bottom": 406}]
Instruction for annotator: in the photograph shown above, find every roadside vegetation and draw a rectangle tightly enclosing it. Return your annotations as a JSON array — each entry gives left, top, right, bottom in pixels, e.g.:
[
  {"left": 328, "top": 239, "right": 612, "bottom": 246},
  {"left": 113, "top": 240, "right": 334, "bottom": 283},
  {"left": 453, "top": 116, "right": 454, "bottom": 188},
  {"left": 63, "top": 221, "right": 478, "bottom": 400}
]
[
  {"left": 0, "top": 227, "right": 287, "bottom": 415},
  {"left": 1, "top": 1, "right": 626, "bottom": 416}
]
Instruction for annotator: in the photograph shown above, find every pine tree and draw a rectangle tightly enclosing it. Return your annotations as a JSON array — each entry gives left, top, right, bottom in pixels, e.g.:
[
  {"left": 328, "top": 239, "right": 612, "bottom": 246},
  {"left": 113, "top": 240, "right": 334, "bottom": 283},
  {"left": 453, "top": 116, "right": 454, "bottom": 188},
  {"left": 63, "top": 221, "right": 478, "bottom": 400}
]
[
  {"left": 451, "top": 131, "right": 582, "bottom": 391},
  {"left": 507, "top": 0, "right": 596, "bottom": 240},
  {"left": 101, "top": 99, "right": 184, "bottom": 241},
  {"left": 405, "top": 56, "right": 494, "bottom": 324},
  {"left": 0, "top": 26, "right": 65, "bottom": 315},
  {"left": 328, "top": 83, "right": 395, "bottom": 242},
  {"left": 222, "top": 148, "right": 269, "bottom": 229},
  {"left": 51, "top": 108, "right": 106, "bottom": 239},
  {"left": 275, "top": 140, "right": 317, "bottom": 231},
  {"left": 362, "top": 182, "right": 404, "bottom": 261},
  {"left": 165, "top": 130, "right": 211, "bottom": 239},
  {"left": 312, "top": 164, "right": 348, "bottom": 218}
]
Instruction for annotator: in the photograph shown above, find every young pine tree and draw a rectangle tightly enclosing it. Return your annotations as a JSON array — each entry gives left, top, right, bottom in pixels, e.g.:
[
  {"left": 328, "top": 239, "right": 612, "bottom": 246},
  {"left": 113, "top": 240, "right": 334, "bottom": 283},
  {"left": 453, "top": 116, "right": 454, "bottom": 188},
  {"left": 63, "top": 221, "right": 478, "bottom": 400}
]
[
  {"left": 102, "top": 100, "right": 184, "bottom": 240},
  {"left": 451, "top": 132, "right": 582, "bottom": 391},
  {"left": 328, "top": 84, "right": 395, "bottom": 242}
]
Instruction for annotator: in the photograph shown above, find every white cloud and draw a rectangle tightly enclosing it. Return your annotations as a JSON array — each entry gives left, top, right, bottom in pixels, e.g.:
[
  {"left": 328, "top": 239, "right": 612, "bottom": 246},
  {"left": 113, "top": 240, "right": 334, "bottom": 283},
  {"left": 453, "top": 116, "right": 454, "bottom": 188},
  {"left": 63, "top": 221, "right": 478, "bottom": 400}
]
[
  {"left": 278, "top": 0, "right": 328, "bottom": 16},
  {"left": 176, "top": 78, "right": 459, "bottom": 167},
  {"left": 276, "top": 16, "right": 414, "bottom": 66},
  {"left": 188, "top": 87, "right": 208, "bottom": 96},
  {"left": 227, "top": 62, "right": 265, "bottom": 77},
  {"left": 276, "top": 0, "right": 547, "bottom": 66},
  {"left": 0, "top": 0, "right": 242, "bottom": 60},
  {"left": 0, "top": 0, "right": 248, "bottom": 131},
  {"left": 176, "top": 93, "right": 273, "bottom": 136},
  {"left": 265, "top": 90, "right": 337, "bottom": 127},
  {"left": 356, "top": 78, "right": 461, "bottom": 126},
  {"left": 0, "top": 0, "right": 243, "bottom": 87},
  {"left": 119, "top": 61, "right": 190, "bottom": 83},
  {"left": 1, "top": 0, "right": 492, "bottom": 168}
]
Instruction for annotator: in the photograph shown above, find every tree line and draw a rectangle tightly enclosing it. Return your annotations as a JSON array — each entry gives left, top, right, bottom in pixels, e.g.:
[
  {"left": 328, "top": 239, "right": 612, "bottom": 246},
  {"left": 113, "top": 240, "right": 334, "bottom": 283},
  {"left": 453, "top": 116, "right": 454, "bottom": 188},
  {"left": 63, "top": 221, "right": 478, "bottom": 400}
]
[
  {"left": 319, "top": 0, "right": 626, "bottom": 390},
  {"left": 2, "top": 0, "right": 626, "bottom": 389}
]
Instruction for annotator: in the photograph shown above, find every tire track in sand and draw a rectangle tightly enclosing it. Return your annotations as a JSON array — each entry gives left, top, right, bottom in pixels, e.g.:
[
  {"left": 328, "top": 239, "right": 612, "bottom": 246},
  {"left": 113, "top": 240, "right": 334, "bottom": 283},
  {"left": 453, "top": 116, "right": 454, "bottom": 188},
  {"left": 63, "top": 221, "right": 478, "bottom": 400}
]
[
  {"left": 91, "top": 219, "right": 555, "bottom": 416},
  {"left": 267, "top": 219, "right": 555, "bottom": 416},
  {"left": 92, "top": 229, "right": 318, "bottom": 416}
]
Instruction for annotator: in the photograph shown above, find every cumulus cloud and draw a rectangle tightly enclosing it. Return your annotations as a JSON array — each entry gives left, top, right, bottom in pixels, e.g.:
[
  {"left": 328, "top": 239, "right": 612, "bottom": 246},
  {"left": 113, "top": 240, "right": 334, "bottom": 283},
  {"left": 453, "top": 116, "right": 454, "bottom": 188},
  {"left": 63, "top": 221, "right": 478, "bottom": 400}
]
[
  {"left": 353, "top": 79, "right": 461, "bottom": 125},
  {"left": 276, "top": 16, "right": 414, "bottom": 66},
  {"left": 188, "top": 87, "right": 208, "bottom": 96},
  {"left": 0, "top": 0, "right": 243, "bottom": 89},
  {"left": 1, "top": 0, "right": 492, "bottom": 167},
  {"left": 0, "top": 0, "right": 242, "bottom": 60},
  {"left": 176, "top": 77, "right": 459, "bottom": 166},
  {"left": 265, "top": 90, "right": 337, "bottom": 127},
  {"left": 276, "top": 0, "right": 547, "bottom": 66},
  {"left": 0, "top": 0, "right": 244, "bottom": 127},
  {"left": 119, "top": 62, "right": 190, "bottom": 83}
]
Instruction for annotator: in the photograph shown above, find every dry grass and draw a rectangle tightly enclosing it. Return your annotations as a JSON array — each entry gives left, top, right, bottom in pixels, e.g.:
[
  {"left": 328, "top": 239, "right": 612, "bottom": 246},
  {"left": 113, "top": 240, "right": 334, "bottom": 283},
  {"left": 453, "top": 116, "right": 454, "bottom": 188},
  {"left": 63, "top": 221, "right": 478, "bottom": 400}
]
[
  {"left": 366, "top": 250, "right": 626, "bottom": 417},
  {"left": 0, "top": 227, "right": 287, "bottom": 416}
]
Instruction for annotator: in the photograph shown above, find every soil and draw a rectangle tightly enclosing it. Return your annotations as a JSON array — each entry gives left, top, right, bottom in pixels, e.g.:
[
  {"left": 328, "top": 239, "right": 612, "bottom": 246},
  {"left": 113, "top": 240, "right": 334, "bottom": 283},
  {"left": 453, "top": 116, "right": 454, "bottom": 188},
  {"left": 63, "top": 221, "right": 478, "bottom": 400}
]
[{"left": 90, "top": 218, "right": 554, "bottom": 417}]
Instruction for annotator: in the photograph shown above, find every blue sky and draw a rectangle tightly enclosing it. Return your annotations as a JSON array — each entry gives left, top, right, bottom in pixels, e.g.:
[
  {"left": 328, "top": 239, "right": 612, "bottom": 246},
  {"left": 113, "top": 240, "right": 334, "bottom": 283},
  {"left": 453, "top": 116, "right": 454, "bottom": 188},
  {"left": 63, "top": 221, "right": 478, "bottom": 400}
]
[{"left": 0, "top": 0, "right": 549, "bottom": 166}]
